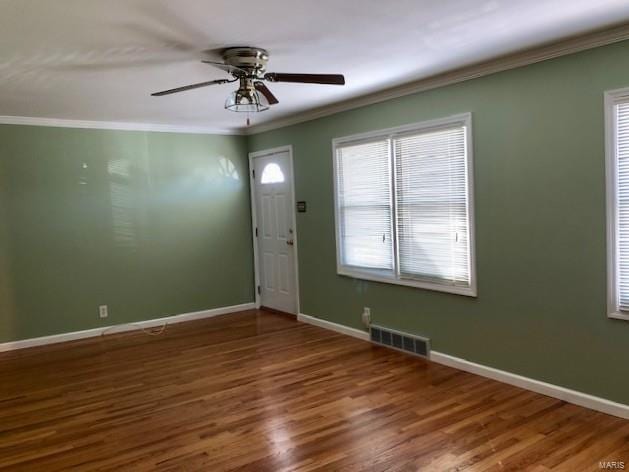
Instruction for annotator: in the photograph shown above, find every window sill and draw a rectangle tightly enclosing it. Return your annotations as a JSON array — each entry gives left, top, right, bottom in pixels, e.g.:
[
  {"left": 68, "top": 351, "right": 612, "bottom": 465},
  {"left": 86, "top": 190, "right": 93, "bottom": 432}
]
[
  {"left": 608, "top": 311, "right": 629, "bottom": 321},
  {"left": 337, "top": 266, "right": 477, "bottom": 297}
]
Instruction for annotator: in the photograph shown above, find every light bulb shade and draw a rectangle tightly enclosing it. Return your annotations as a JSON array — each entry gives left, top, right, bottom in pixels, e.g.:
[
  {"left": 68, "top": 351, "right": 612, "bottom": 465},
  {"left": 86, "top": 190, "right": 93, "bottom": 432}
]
[{"left": 225, "top": 88, "right": 269, "bottom": 112}]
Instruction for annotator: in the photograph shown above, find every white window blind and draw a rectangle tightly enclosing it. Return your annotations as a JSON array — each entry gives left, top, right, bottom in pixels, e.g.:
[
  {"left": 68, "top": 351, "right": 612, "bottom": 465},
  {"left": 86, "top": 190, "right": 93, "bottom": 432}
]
[
  {"left": 395, "top": 126, "right": 471, "bottom": 286},
  {"left": 333, "top": 114, "right": 475, "bottom": 296},
  {"left": 616, "top": 102, "right": 629, "bottom": 312},
  {"left": 335, "top": 139, "right": 393, "bottom": 269},
  {"left": 607, "top": 93, "right": 629, "bottom": 319}
]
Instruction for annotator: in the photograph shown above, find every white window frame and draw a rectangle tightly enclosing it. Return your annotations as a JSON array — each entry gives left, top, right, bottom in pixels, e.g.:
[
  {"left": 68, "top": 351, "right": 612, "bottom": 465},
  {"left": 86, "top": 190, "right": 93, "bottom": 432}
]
[
  {"left": 332, "top": 113, "right": 477, "bottom": 297},
  {"left": 605, "top": 87, "right": 629, "bottom": 321}
]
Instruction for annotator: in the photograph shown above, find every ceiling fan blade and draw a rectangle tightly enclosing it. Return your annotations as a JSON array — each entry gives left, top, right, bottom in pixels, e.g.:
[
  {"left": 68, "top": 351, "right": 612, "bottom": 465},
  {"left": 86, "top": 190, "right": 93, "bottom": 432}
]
[
  {"left": 254, "top": 82, "right": 279, "bottom": 105},
  {"left": 201, "top": 60, "right": 246, "bottom": 76},
  {"left": 264, "top": 73, "right": 345, "bottom": 85},
  {"left": 151, "top": 78, "right": 231, "bottom": 96}
]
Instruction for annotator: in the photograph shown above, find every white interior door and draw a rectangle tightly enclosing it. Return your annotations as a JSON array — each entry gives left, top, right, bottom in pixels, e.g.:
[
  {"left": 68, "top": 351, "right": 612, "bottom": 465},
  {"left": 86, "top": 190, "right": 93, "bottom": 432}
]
[{"left": 253, "top": 151, "right": 297, "bottom": 314}]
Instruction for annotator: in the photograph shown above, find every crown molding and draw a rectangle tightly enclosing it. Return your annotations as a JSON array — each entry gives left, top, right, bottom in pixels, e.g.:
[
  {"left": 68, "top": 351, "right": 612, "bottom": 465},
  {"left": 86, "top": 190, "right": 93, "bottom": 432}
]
[
  {"left": 246, "top": 22, "right": 629, "bottom": 135},
  {"left": 0, "top": 115, "right": 244, "bottom": 136},
  {"left": 3, "top": 23, "right": 629, "bottom": 137}
]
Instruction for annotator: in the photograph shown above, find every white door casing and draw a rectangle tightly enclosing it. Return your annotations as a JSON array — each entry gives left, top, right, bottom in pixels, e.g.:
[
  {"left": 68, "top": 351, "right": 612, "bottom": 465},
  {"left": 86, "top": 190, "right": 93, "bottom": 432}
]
[{"left": 250, "top": 147, "right": 298, "bottom": 314}]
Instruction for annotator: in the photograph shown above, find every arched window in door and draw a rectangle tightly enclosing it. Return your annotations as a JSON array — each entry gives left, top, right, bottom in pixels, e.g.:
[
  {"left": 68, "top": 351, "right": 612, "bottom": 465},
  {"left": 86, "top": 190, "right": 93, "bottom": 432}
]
[{"left": 260, "top": 163, "right": 285, "bottom": 184}]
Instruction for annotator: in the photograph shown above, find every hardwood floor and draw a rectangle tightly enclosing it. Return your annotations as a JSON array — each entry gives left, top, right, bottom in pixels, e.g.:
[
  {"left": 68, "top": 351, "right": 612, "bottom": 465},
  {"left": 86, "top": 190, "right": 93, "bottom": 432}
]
[{"left": 0, "top": 310, "right": 627, "bottom": 471}]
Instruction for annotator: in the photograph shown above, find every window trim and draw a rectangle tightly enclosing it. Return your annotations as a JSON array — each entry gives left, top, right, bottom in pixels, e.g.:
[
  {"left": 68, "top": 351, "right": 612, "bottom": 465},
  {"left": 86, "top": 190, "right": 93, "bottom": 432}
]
[
  {"left": 605, "top": 88, "right": 629, "bottom": 321},
  {"left": 332, "top": 113, "right": 477, "bottom": 297}
]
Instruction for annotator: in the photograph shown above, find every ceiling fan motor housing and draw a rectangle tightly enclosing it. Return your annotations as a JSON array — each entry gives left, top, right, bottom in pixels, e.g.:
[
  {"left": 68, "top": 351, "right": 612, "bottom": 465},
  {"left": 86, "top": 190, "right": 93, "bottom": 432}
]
[{"left": 222, "top": 47, "right": 269, "bottom": 76}]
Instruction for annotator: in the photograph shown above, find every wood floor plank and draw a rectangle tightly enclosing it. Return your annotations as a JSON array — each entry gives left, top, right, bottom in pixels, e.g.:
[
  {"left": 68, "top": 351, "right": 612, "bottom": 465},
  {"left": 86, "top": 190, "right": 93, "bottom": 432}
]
[{"left": 0, "top": 309, "right": 627, "bottom": 471}]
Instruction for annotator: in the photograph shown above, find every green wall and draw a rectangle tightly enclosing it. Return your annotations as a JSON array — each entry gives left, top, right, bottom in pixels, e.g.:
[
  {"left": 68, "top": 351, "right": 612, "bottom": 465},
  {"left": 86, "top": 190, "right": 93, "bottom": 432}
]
[
  {"left": 248, "top": 40, "right": 629, "bottom": 404},
  {"left": 0, "top": 126, "right": 253, "bottom": 342},
  {"left": 2, "top": 38, "right": 628, "bottom": 404}
]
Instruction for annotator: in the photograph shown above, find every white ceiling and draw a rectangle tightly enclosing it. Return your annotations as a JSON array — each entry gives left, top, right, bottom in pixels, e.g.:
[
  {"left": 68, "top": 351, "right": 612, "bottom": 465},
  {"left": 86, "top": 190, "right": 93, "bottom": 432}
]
[{"left": 1, "top": 0, "right": 629, "bottom": 133}]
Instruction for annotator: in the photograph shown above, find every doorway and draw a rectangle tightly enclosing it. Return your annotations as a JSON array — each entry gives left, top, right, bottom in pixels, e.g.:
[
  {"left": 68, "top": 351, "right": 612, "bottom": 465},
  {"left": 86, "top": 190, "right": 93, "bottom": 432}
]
[{"left": 249, "top": 146, "right": 299, "bottom": 315}]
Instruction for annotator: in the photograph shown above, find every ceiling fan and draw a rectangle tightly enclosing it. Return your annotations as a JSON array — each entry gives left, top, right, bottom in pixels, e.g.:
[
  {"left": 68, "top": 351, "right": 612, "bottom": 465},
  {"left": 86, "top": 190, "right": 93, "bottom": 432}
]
[{"left": 151, "top": 47, "right": 345, "bottom": 113}]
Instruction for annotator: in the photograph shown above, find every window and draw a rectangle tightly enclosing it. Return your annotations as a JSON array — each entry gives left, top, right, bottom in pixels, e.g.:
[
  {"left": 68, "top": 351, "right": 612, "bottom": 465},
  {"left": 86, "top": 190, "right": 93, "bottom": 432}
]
[
  {"left": 606, "top": 88, "right": 629, "bottom": 320},
  {"left": 333, "top": 114, "right": 476, "bottom": 296},
  {"left": 336, "top": 139, "right": 393, "bottom": 269},
  {"left": 260, "top": 163, "right": 285, "bottom": 184}
]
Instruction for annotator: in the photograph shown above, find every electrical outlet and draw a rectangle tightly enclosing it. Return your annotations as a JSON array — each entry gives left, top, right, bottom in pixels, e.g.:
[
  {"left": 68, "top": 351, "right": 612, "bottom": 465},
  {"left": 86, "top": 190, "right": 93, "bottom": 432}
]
[
  {"left": 99, "top": 305, "right": 108, "bottom": 319},
  {"left": 361, "top": 307, "right": 371, "bottom": 327}
]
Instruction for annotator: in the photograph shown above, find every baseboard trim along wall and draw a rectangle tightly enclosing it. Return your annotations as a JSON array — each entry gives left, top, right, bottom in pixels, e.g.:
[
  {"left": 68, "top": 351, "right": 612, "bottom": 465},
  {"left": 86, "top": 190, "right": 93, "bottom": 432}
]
[
  {"left": 297, "top": 313, "right": 370, "bottom": 341},
  {"left": 297, "top": 312, "right": 629, "bottom": 420},
  {"left": 0, "top": 302, "right": 256, "bottom": 353}
]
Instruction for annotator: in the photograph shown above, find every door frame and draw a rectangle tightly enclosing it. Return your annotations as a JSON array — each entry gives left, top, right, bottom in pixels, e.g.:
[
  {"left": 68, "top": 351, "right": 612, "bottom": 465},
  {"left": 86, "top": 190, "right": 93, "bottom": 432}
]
[{"left": 248, "top": 145, "right": 300, "bottom": 314}]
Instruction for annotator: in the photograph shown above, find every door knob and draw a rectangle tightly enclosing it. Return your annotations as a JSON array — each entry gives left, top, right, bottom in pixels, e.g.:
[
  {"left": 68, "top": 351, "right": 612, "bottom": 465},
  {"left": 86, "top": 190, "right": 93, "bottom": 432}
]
[{"left": 287, "top": 239, "right": 294, "bottom": 246}]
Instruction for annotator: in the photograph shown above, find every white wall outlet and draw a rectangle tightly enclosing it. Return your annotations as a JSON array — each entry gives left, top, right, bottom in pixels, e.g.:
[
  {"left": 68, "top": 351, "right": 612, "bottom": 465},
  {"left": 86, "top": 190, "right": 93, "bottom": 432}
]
[
  {"left": 99, "top": 305, "right": 108, "bottom": 319},
  {"left": 361, "top": 307, "right": 371, "bottom": 327}
]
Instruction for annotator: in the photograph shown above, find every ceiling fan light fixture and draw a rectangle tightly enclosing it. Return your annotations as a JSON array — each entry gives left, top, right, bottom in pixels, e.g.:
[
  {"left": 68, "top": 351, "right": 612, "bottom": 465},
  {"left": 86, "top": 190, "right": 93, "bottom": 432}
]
[{"left": 224, "top": 87, "right": 269, "bottom": 113}]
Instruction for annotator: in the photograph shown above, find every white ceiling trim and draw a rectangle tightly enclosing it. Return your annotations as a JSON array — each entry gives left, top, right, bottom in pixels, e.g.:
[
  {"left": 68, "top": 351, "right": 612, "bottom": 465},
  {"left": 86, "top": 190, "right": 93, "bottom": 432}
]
[
  {"left": 246, "top": 23, "right": 629, "bottom": 135},
  {"left": 0, "top": 115, "right": 244, "bottom": 136},
  {"left": 2, "top": 22, "right": 629, "bottom": 138}
]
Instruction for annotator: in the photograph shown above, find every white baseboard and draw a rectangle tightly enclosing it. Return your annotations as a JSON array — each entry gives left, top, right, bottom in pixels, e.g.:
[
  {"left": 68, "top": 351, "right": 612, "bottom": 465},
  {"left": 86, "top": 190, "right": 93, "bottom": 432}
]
[
  {"left": 298, "top": 313, "right": 370, "bottom": 341},
  {"left": 430, "top": 352, "right": 629, "bottom": 420},
  {"left": 0, "top": 302, "right": 256, "bottom": 353},
  {"left": 297, "top": 312, "right": 629, "bottom": 420}
]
